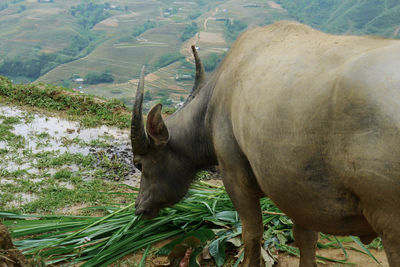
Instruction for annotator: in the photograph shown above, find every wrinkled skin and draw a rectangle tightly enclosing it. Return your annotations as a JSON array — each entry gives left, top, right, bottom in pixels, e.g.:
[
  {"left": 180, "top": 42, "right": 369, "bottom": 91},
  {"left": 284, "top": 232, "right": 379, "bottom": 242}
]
[{"left": 132, "top": 21, "right": 400, "bottom": 266}]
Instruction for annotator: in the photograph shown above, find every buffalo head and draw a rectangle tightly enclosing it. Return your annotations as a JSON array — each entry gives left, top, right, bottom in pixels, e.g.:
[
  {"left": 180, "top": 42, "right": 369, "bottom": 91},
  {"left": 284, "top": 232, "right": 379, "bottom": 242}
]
[{"left": 131, "top": 46, "right": 206, "bottom": 219}]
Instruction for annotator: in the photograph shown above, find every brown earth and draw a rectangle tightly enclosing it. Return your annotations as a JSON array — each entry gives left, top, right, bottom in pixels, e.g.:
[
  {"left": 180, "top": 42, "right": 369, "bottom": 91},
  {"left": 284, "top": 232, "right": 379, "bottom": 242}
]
[
  {"left": 0, "top": 223, "right": 29, "bottom": 267},
  {"left": 98, "top": 18, "right": 119, "bottom": 27},
  {"left": 199, "top": 31, "right": 226, "bottom": 44},
  {"left": 267, "top": 1, "right": 286, "bottom": 11},
  {"left": 277, "top": 248, "right": 388, "bottom": 267},
  {"left": 112, "top": 240, "right": 388, "bottom": 266}
]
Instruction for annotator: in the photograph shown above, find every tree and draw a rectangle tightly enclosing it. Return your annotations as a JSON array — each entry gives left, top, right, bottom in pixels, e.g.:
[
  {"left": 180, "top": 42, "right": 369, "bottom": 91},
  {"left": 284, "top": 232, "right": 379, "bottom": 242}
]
[
  {"left": 180, "top": 22, "right": 198, "bottom": 41},
  {"left": 203, "top": 53, "right": 225, "bottom": 72},
  {"left": 225, "top": 19, "right": 247, "bottom": 42},
  {"left": 144, "top": 91, "right": 152, "bottom": 101},
  {"left": 84, "top": 70, "right": 114, "bottom": 84}
]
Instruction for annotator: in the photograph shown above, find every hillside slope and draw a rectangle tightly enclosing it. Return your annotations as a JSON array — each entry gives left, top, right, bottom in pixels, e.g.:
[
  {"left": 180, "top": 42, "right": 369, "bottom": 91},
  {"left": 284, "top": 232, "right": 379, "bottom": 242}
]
[
  {"left": 277, "top": 0, "right": 400, "bottom": 38},
  {"left": 0, "top": 0, "right": 289, "bottom": 104},
  {"left": 3, "top": 0, "right": 398, "bottom": 108}
]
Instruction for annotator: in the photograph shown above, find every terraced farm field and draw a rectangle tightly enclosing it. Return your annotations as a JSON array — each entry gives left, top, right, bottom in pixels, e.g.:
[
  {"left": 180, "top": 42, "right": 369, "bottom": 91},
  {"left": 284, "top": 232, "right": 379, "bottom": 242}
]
[{"left": 0, "top": 0, "right": 291, "bottom": 105}]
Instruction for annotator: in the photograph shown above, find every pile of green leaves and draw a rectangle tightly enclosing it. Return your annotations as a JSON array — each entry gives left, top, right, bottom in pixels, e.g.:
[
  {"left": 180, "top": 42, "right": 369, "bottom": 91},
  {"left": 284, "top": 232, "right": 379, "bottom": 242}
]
[
  {"left": 0, "top": 182, "right": 381, "bottom": 266},
  {"left": 0, "top": 76, "right": 130, "bottom": 128}
]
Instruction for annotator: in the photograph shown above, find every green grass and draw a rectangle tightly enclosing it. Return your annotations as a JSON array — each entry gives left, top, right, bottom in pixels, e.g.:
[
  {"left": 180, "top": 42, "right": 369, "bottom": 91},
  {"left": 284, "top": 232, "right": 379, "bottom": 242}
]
[
  {"left": 0, "top": 143, "right": 132, "bottom": 213},
  {"left": 0, "top": 76, "right": 131, "bottom": 128},
  {"left": 0, "top": 121, "right": 26, "bottom": 148},
  {"left": 0, "top": 100, "right": 134, "bottom": 214}
]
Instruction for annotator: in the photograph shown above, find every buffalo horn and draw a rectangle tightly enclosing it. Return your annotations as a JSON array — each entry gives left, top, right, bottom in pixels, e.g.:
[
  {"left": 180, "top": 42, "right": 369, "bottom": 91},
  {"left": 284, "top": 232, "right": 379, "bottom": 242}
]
[
  {"left": 191, "top": 45, "right": 205, "bottom": 95},
  {"left": 131, "top": 66, "right": 149, "bottom": 155}
]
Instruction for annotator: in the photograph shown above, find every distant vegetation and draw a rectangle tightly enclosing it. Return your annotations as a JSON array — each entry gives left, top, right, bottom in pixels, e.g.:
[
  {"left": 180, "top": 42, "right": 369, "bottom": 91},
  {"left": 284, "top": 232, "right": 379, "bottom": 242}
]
[
  {"left": 277, "top": 0, "right": 400, "bottom": 38},
  {"left": 0, "top": 33, "right": 99, "bottom": 80},
  {"left": 84, "top": 70, "right": 114, "bottom": 85},
  {"left": 203, "top": 53, "right": 225, "bottom": 72},
  {"left": 224, "top": 19, "right": 247, "bottom": 43},
  {"left": 152, "top": 52, "right": 185, "bottom": 69},
  {"left": 69, "top": 2, "right": 111, "bottom": 30},
  {"left": 188, "top": 11, "right": 201, "bottom": 20},
  {"left": 132, "top": 20, "right": 157, "bottom": 37},
  {"left": 144, "top": 91, "right": 152, "bottom": 101},
  {"left": 180, "top": 22, "right": 199, "bottom": 41},
  {"left": 0, "top": 2, "right": 112, "bottom": 80}
]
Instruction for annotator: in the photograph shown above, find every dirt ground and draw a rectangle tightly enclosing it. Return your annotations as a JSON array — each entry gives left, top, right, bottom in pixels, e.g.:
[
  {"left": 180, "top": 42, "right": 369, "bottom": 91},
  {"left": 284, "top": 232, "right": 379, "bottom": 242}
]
[
  {"left": 120, "top": 248, "right": 388, "bottom": 267},
  {"left": 199, "top": 31, "right": 226, "bottom": 44},
  {"left": 277, "top": 248, "right": 387, "bottom": 267},
  {"left": 267, "top": 1, "right": 286, "bottom": 11},
  {"left": 113, "top": 237, "right": 388, "bottom": 267}
]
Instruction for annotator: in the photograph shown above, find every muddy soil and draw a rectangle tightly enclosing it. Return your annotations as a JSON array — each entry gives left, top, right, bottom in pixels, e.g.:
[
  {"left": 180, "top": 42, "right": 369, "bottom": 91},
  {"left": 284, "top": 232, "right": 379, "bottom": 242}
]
[{"left": 0, "top": 223, "right": 29, "bottom": 267}]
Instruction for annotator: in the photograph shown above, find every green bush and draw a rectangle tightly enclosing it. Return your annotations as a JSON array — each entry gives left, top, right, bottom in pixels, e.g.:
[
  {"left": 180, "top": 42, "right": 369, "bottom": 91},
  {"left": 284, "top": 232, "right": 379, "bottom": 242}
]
[
  {"left": 132, "top": 20, "right": 157, "bottom": 37},
  {"left": 159, "top": 96, "right": 173, "bottom": 106},
  {"left": 188, "top": 11, "right": 201, "bottom": 20},
  {"left": 180, "top": 22, "right": 198, "bottom": 41},
  {"left": 225, "top": 20, "right": 247, "bottom": 42},
  {"left": 144, "top": 91, "right": 152, "bottom": 101},
  {"left": 69, "top": 3, "right": 111, "bottom": 30},
  {"left": 203, "top": 53, "right": 225, "bottom": 72},
  {"left": 84, "top": 70, "right": 114, "bottom": 85},
  {"left": 153, "top": 52, "right": 184, "bottom": 69}
]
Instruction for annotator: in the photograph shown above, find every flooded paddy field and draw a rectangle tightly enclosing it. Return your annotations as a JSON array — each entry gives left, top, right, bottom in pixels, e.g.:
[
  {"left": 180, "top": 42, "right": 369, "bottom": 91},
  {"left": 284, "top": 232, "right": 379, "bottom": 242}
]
[{"left": 0, "top": 104, "right": 140, "bottom": 214}]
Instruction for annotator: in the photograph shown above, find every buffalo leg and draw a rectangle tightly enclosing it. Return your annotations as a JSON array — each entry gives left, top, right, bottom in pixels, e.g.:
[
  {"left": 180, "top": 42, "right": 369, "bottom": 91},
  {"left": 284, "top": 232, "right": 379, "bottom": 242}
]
[
  {"left": 220, "top": 163, "right": 264, "bottom": 267},
  {"left": 364, "top": 207, "right": 400, "bottom": 267},
  {"left": 353, "top": 176, "right": 400, "bottom": 267},
  {"left": 293, "top": 224, "right": 318, "bottom": 267},
  {"left": 381, "top": 233, "right": 400, "bottom": 267}
]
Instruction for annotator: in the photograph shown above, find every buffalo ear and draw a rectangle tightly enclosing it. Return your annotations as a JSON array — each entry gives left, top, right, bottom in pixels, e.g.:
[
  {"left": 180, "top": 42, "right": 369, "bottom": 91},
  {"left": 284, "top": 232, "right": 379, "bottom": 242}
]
[{"left": 146, "top": 103, "right": 169, "bottom": 146}]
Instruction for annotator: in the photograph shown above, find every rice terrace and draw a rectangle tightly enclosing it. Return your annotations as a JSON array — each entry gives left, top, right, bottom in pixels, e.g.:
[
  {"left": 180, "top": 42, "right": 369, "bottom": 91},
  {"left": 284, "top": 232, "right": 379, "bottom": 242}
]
[{"left": 1, "top": 0, "right": 400, "bottom": 266}]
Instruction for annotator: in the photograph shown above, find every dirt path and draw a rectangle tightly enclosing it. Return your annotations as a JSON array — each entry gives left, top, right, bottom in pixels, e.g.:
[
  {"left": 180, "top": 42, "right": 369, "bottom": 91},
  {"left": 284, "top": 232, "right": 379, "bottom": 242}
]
[
  {"left": 203, "top": 7, "right": 219, "bottom": 31},
  {"left": 204, "top": 16, "right": 215, "bottom": 31}
]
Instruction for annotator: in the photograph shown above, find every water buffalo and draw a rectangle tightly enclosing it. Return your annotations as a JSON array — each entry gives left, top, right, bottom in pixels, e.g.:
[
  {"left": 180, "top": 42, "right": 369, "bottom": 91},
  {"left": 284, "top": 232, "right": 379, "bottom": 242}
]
[{"left": 131, "top": 21, "right": 400, "bottom": 266}]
